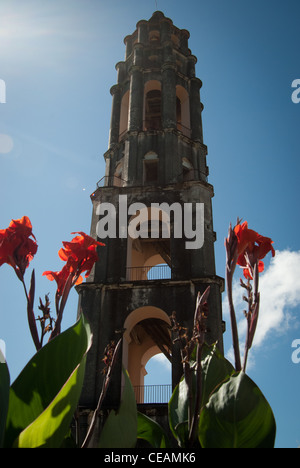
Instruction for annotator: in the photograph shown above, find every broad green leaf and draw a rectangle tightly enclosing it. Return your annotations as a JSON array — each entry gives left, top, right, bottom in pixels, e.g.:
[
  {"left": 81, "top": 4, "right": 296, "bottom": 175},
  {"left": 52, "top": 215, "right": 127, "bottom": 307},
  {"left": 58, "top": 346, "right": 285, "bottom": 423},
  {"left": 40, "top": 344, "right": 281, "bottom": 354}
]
[
  {"left": 98, "top": 368, "right": 137, "bottom": 448},
  {"left": 168, "top": 377, "right": 190, "bottom": 447},
  {"left": 199, "top": 372, "right": 276, "bottom": 448},
  {"left": 168, "top": 343, "right": 234, "bottom": 447},
  {"left": 200, "top": 343, "right": 235, "bottom": 409},
  {"left": 0, "top": 350, "right": 10, "bottom": 448},
  {"left": 4, "top": 314, "right": 92, "bottom": 448},
  {"left": 137, "top": 411, "right": 170, "bottom": 448}
]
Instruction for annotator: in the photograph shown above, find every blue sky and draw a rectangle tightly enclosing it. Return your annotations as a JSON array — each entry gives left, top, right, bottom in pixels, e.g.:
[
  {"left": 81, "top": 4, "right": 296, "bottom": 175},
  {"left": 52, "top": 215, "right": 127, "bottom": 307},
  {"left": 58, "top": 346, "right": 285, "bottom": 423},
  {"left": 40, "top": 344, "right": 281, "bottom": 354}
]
[{"left": 0, "top": 0, "right": 299, "bottom": 448}]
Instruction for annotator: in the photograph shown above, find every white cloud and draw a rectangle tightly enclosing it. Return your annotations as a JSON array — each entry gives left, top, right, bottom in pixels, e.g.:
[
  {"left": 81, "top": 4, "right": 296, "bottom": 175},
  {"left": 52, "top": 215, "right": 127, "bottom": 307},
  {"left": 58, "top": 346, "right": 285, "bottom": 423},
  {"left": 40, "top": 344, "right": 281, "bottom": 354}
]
[
  {"left": 150, "top": 353, "right": 172, "bottom": 371},
  {"left": 223, "top": 250, "right": 300, "bottom": 363}
]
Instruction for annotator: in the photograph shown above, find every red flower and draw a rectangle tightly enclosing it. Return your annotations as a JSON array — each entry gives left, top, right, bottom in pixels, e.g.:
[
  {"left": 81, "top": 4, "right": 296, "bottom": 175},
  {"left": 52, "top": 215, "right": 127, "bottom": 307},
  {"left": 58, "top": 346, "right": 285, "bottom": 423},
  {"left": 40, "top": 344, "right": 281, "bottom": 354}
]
[
  {"left": 43, "top": 232, "right": 104, "bottom": 296},
  {"left": 43, "top": 264, "right": 82, "bottom": 295},
  {"left": 43, "top": 232, "right": 104, "bottom": 340},
  {"left": 0, "top": 216, "right": 38, "bottom": 279},
  {"left": 58, "top": 231, "right": 104, "bottom": 280},
  {"left": 234, "top": 221, "right": 275, "bottom": 279}
]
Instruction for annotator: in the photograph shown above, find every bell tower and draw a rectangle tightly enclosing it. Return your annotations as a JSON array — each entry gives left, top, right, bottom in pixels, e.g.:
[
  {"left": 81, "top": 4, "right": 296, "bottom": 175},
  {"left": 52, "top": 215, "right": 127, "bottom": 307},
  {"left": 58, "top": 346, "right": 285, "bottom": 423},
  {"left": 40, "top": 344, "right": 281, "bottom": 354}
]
[{"left": 77, "top": 11, "right": 224, "bottom": 416}]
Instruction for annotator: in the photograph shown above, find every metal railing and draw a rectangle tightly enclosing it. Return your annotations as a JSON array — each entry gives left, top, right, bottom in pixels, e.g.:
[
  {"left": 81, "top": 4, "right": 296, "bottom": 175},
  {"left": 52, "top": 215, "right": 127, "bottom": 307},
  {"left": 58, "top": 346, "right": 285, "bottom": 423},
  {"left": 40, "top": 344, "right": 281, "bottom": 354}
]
[
  {"left": 126, "top": 264, "right": 171, "bottom": 281},
  {"left": 96, "top": 175, "right": 127, "bottom": 188},
  {"left": 133, "top": 384, "right": 172, "bottom": 404}
]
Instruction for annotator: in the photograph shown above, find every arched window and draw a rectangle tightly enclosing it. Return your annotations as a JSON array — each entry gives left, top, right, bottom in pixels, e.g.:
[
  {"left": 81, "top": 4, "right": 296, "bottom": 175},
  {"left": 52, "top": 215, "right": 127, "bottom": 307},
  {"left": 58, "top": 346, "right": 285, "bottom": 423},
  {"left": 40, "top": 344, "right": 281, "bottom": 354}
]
[
  {"left": 119, "top": 90, "right": 130, "bottom": 140},
  {"left": 143, "top": 151, "right": 159, "bottom": 184},
  {"left": 144, "top": 80, "right": 162, "bottom": 131},
  {"left": 145, "top": 90, "right": 162, "bottom": 130},
  {"left": 176, "top": 85, "right": 191, "bottom": 137},
  {"left": 149, "top": 30, "right": 160, "bottom": 45}
]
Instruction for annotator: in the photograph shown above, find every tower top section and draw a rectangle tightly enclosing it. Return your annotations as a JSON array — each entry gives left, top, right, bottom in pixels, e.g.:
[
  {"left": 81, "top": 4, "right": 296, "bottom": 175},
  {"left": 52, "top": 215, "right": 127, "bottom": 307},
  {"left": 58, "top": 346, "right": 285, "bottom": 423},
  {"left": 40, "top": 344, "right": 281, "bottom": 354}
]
[
  {"left": 123, "top": 11, "right": 194, "bottom": 62},
  {"left": 102, "top": 10, "right": 206, "bottom": 189}
]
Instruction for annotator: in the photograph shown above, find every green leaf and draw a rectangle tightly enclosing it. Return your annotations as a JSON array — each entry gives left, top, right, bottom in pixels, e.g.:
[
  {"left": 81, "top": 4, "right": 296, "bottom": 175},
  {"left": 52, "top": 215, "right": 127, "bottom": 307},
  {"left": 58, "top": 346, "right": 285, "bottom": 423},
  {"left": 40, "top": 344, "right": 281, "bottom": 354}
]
[
  {"left": 198, "top": 372, "right": 276, "bottom": 448},
  {"left": 98, "top": 368, "right": 137, "bottom": 448},
  {"left": 200, "top": 343, "right": 235, "bottom": 409},
  {"left": 137, "top": 411, "right": 170, "bottom": 448},
  {"left": 168, "top": 376, "right": 190, "bottom": 447},
  {"left": 0, "top": 350, "right": 10, "bottom": 448},
  {"left": 4, "top": 314, "right": 92, "bottom": 448},
  {"left": 168, "top": 343, "right": 234, "bottom": 447}
]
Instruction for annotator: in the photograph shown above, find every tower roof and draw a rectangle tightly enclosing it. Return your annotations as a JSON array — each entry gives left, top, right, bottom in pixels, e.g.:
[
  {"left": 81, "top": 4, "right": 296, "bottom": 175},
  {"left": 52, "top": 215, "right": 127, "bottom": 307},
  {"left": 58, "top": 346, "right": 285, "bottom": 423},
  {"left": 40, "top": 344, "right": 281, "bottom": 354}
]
[{"left": 123, "top": 10, "right": 191, "bottom": 58}]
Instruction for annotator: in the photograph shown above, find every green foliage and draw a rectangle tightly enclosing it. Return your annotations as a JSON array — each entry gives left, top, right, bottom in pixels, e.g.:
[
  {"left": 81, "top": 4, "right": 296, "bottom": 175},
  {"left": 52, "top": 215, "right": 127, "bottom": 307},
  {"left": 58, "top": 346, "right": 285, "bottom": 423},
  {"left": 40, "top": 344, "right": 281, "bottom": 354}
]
[
  {"left": 3, "top": 314, "right": 92, "bottom": 448},
  {"left": 0, "top": 217, "right": 277, "bottom": 448},
  {"left": 168, "top": 343, "right": 235, "bottom": 447},
  {"left": 0, "top": 326, "right": 276, "bottom": 449},
  {"left": 200, "top": 343, "right": 235, "bottom": 407},
  {"left": 137, "top": 411, "right": 170, "bottom": 448},
  {"left": 167, "top": 343, "right": 276, "bottom": 448},
  {"left": 98, "top": 368, "right": 137, "bottom": 448},
  {"left": 198, "top": 371, "right": 276, "bottom": 448},
  {"left": 168, "top": 376, "right": 190, "bottom": 447}
]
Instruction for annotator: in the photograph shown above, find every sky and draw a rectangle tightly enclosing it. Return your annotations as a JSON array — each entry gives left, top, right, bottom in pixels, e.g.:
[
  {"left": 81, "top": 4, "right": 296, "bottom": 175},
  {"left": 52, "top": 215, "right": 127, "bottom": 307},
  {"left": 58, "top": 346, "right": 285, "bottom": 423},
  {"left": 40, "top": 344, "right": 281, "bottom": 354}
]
[{"left": 0, "top": 0, "right": 299, "bottom": 448}]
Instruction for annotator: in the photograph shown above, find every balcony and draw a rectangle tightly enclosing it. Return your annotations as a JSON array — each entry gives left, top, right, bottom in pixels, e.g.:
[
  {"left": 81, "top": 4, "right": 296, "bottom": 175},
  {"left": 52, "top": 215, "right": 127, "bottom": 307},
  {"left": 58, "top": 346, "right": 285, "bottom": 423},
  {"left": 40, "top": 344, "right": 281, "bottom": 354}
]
[
  {"left": 96, "top": 175, "right": 126, "bottom": 188},
  {"left": 133, "top": 384, "right": 172, "bottom": 404},
  {"left": 126, "top": 264, "right": 171, "bottom": 281}
]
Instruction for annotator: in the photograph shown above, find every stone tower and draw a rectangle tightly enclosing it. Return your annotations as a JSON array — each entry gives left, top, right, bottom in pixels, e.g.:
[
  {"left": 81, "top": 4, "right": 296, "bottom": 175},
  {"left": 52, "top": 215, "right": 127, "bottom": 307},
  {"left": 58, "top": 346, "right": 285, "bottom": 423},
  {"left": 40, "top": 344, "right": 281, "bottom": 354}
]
[{"left": 77, "top": 11, "right": 224, "bottom": 417}]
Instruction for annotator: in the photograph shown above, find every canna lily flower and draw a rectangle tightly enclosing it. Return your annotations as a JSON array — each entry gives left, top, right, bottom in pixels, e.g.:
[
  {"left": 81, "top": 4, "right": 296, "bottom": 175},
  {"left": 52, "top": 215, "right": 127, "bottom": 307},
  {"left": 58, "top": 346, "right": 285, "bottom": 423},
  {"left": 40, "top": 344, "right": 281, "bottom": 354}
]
[
  {"left": 57, "top": 231, "right": 105, "bottom": 282},
  {"left": 44, "top": 232, "right": 104, "bottom": 294},
  {"left": 0, "top": 216, "right": 38, "bottom": 280},
  {"left": 234, "top": 221, "right": 275, "bottom": 279},
  {"left": 225, "top": 220, "right": 275, "bottom": 371},
  {"left": 43, "top": 263, "right": 82, "bottom": 296},
  {"left": 43, "top": 232, "right": 104, "bottom": 340}
]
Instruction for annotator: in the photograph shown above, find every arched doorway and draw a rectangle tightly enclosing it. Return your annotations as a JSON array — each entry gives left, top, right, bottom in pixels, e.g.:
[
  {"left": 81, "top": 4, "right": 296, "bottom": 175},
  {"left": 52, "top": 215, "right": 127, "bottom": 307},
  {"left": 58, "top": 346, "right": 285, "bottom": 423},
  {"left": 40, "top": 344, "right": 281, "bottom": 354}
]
[{"left": 122, "top": 306, "right": 172, "bottom": 403}]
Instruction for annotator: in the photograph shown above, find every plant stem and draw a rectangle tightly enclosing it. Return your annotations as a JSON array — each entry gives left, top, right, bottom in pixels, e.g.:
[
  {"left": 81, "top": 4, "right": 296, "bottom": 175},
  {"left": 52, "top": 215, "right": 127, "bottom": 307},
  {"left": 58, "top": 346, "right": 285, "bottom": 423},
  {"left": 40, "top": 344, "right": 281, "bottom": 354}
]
[
  {"left": 226, "top": 268, "right": 242, "bottom": 372},
  {"left": 189, "top": 343, "right": 202, "bottom": 446},
  {"left": 49, "top": 272, "right": 73, "bottom": 341},
  {"left": 81, "top": 339, "right": 122, "bottom": 448},
  {"left": 243, "top": 343, "right": 249, "bottom": 373},
  {"left": 21, "top": 271, "right": 41, "bottom": 351}
]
